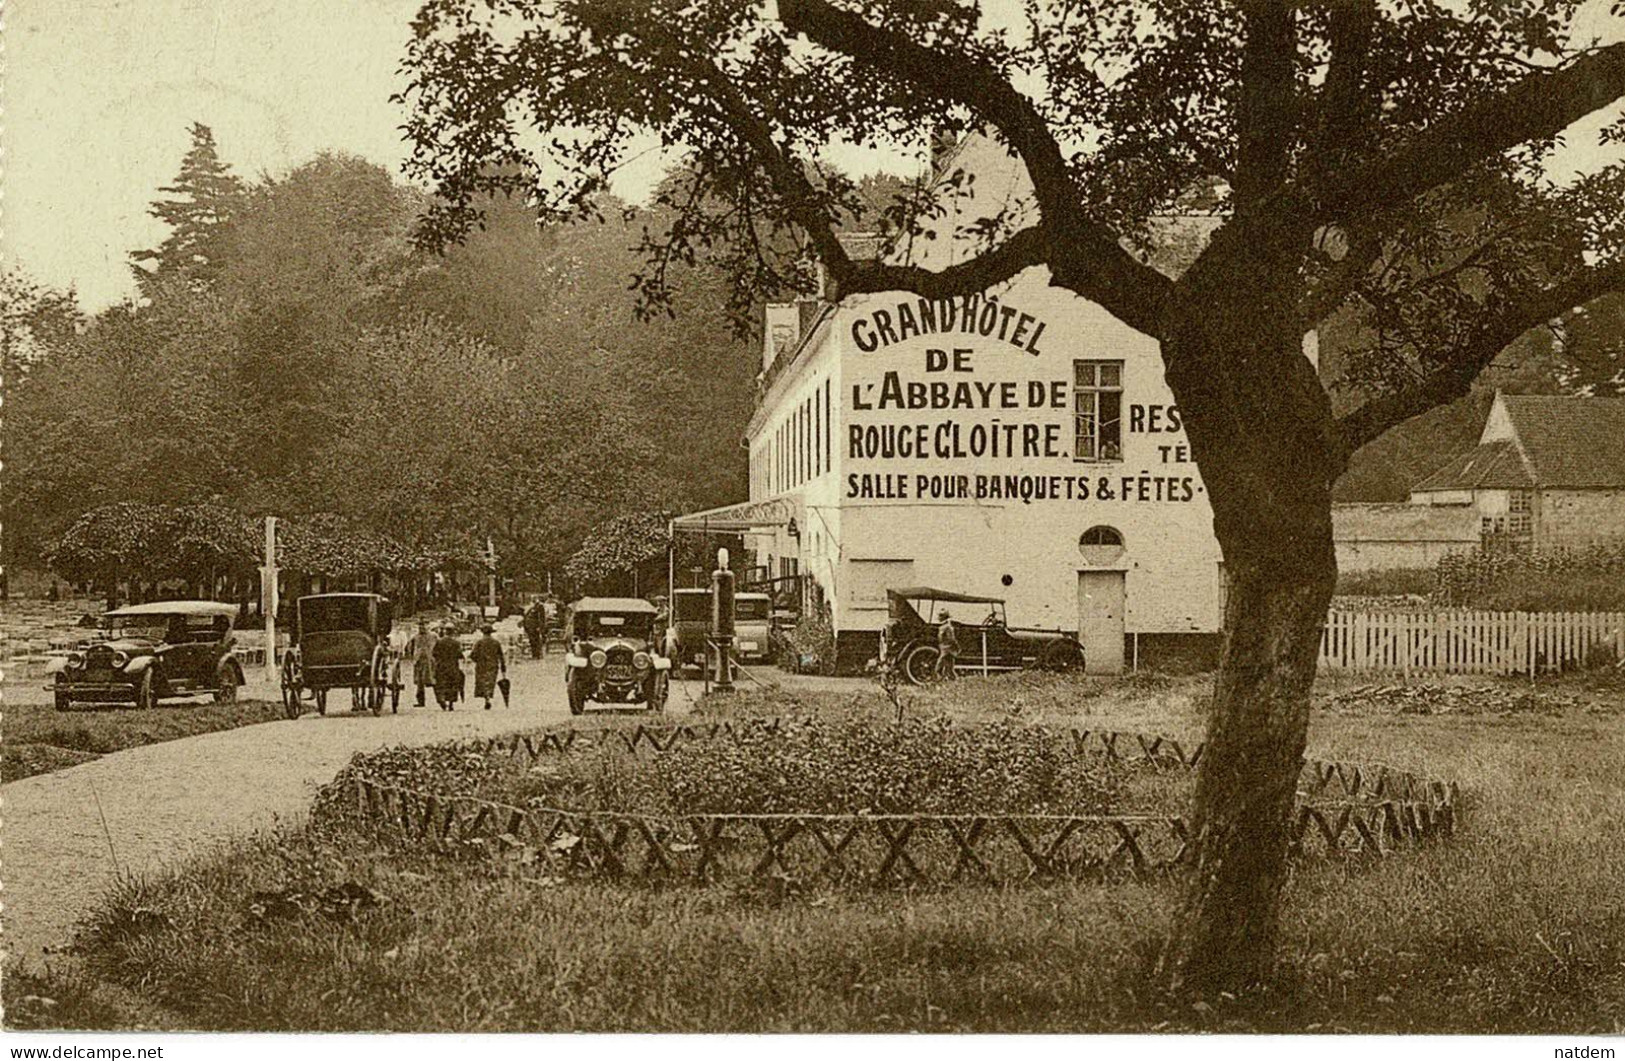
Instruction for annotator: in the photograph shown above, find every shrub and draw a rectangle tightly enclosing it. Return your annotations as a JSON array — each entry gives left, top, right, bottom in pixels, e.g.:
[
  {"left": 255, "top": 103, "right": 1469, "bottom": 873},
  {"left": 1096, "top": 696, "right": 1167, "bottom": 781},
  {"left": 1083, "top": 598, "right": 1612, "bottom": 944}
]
[
  {"left": 652, "top": 716, "right": 1124, "bottom": 815},
  {"left": 1435, "top": 544, "right": 1625, "bottom": 611}
]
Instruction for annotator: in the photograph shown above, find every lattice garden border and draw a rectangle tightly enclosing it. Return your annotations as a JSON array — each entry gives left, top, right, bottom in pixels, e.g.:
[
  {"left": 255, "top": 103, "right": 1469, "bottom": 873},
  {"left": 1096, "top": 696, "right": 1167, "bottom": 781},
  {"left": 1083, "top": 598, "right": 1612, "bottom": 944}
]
[{"left": 338, "top": 720, "right": 1462, "bottom": 887}]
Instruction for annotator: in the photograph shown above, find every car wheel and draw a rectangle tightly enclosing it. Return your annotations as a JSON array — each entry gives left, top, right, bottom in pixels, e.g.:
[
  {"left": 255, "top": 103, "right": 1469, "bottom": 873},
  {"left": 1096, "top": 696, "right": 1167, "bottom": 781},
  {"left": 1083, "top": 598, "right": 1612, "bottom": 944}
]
[
  {"left": 136, "top": 669, "right": 157, "bottom": 711},
  {"left": 1042, "top": 640, "right": 1087, "bottom": 674},
  {"left": 54, "top": 680, "right": 72, "bottom": 712},
  {"left": 900, "top": 643, "right": 941, "bottom": 685},
  {"left": 315, "top": 688, "right": 328, "bottom": 715},
  {"left": 647, "top": 673, "right": 668, "bottom": 713},
  {"left": 566, "top": 675, "right": 587, "bottom": 716},
  {"left": 214, "top": 667, "right": 238, "bottom": 704}
]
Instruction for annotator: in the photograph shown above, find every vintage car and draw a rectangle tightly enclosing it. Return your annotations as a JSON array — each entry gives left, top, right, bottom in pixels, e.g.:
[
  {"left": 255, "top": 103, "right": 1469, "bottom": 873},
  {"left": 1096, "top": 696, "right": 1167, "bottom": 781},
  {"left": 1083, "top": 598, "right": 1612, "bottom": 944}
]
[
  {"left": 564, "top": 597, "right": 671, "bottom": 714},
  {"left": 48, "top": 600, "right": 245, "bottom": 710},
  {"left": 668, "top": 587, "right": 712, "bottom": 671},
  {"left": 878, "top": 586, "right": 1087, "bottom": 685},
  {"left": 733, "top": 592, "right": 774, "bottom": 662},
  {"left": 280, "top": 593, "right": 398, "bottom": 717}
]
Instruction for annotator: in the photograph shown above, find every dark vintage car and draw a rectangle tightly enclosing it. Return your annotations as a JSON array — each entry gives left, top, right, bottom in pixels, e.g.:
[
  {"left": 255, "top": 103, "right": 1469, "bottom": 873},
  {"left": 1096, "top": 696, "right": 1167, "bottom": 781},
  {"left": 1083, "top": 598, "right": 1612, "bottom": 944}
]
[
  {"left": 564, "top": 597, "right": 671, "bottom": 715},
  {"left": 733, "top": 592, "right": 774, "bottom": 663},
  {"left": 667, "top": 587, "right": 712, "bottom": 671},
  {"left": 280, "top": 593, "right": 398, "bottom": 717},
  {"left": 48, "top": 600, "right": 245, "bottom": 710},
  {"left": 879, "top": 586, "right": 1087, "bottom": 685}
]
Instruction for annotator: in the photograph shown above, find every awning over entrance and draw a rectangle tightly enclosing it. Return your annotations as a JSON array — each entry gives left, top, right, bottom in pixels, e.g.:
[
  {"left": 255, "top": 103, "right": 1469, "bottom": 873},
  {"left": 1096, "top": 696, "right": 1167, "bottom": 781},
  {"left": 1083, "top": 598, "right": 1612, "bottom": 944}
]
[{"left": 669, "top": 497, "right": 801, "bottom": 535}]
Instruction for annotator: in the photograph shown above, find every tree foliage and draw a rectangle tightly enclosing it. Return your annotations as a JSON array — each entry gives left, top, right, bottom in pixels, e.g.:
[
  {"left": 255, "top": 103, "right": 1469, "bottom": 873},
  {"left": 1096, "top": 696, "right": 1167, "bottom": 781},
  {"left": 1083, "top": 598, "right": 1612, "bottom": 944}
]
[
  {"left": 130, "top": 123, "right": 247, "bottom": 298},
  {"left": 7, "top": 133, "right": 763, "bottom": 584}
]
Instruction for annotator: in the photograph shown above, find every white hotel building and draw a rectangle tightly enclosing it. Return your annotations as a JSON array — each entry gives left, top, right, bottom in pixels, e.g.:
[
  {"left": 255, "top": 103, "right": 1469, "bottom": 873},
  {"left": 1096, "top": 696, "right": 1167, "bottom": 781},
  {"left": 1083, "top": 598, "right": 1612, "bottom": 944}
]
[{"left": 678, "top": 134, "right": 1313, "bottom": 674}]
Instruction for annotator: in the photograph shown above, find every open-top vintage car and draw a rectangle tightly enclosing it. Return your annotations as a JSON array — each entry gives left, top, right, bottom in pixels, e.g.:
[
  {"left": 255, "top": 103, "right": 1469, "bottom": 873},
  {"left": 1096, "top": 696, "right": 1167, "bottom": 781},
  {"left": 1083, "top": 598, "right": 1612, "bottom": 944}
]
[
  {"left": 280, "top": 593, "right": 399, "bottom": 717},
  {"left": 48, "top": 601, "right": 245, "bottom": 710},
  {"left": 564, "top": 597, "right": 671, "bottom": 715},
  {"left": 879, "top": 586, "right": 1087, "bottom": 685}
]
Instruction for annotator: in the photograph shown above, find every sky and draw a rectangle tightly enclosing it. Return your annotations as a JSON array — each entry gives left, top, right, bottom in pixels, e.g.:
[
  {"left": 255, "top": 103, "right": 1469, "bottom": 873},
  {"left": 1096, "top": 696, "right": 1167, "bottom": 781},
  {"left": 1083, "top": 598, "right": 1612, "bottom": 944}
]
[{"left": 3, "top": 0, "right": 1622, "bottom": 313}]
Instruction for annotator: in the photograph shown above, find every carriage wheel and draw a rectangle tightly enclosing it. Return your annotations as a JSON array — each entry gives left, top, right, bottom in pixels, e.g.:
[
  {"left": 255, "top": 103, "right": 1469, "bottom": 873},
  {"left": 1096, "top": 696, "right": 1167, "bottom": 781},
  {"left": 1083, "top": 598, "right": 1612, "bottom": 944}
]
[{"left": 280, "top": 657, "right": 302, "bottom": 719}]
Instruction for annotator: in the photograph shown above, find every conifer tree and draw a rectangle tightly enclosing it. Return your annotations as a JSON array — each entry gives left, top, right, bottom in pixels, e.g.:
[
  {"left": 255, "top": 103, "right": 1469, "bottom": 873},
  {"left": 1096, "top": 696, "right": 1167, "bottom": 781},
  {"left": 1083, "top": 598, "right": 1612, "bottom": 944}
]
[{"left": 130, "top": 123, "right": 245, "bottom": 297}]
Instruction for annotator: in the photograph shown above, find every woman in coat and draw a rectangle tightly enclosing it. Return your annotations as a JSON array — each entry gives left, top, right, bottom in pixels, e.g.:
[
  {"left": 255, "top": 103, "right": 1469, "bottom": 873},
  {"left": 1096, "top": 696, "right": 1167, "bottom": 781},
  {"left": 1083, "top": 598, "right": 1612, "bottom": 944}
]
[{"left": 431, "top": 628, "right": 465, "bottom": 710}]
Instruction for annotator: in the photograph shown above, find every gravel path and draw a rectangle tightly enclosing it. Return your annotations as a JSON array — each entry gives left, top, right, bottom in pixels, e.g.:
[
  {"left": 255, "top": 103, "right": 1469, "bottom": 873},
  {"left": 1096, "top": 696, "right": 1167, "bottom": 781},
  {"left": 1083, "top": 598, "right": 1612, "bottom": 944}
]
[
  {"left": 1, "top": 660, "right": 580, "bottom": 972},
  {"left": 0, "top": 659, "right": 836, "bottom": 974}
]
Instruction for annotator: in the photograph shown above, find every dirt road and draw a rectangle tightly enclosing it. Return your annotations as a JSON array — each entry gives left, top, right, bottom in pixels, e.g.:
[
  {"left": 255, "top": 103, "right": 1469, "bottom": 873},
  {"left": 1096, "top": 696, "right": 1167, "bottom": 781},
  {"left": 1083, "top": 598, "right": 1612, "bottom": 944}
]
[{"left": 3, "top": 657, "right": 591, "bottom": 970}]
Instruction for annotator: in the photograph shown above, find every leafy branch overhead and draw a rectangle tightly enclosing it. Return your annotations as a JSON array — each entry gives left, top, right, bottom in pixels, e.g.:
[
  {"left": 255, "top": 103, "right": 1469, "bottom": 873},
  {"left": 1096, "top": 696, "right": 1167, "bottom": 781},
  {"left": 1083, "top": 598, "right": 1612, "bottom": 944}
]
[{"left": 401, "top": 0, "right": 1625, "bottom": 456}]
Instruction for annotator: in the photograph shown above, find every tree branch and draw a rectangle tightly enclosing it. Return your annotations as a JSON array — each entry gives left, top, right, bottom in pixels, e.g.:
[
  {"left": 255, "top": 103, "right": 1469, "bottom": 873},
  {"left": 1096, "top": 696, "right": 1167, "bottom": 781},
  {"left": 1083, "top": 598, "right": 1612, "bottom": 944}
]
[
  {"left": 1336, "top": 257, "right": 1625, "bottom": 450},
  {"left": 1317, "top": 42, "right": 1625, "bottom": 223},
  {"left": 842, "top": 225, "right": 1052, "bottom": 298},
  {"left": 1233, "top": 0, "right": 1298, "bottom": 213},
  {"left": 776, "top": 0, "right": 1173, "bottom": 337}
]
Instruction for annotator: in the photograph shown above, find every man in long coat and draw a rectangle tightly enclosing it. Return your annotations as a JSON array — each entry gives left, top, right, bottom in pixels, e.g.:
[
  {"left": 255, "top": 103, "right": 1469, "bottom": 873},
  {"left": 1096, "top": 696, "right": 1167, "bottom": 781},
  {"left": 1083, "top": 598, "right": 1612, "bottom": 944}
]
[
  {"left": 402, "top": 620, "right": 437, "bottom": 707},
  {"left": 470, "top": 623, "right": 507, "bottom": 710},
  {"left": 522, "top": 600, "right": 545, "bottom": 659}
]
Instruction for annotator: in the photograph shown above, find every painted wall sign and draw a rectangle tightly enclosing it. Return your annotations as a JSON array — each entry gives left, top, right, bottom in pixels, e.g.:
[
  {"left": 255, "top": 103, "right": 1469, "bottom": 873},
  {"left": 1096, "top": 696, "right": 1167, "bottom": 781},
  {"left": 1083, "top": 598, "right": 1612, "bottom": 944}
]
[{"left": 842, "top": 301, "right": 1205, "bottom": 507}]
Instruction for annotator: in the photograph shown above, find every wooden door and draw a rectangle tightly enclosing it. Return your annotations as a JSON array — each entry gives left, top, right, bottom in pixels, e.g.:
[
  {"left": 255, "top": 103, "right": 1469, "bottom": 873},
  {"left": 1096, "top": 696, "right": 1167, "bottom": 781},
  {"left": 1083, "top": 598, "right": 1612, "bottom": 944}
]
[{"left": 1077, "top": 571, "right": 1126, "bottom": 675}]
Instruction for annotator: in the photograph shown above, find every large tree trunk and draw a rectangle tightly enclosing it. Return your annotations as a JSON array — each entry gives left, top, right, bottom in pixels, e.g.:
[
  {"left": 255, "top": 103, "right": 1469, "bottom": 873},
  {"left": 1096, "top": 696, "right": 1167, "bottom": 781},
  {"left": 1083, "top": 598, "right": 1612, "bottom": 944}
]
[{"left": 1155, "top": 235, "right": 1342, "bottom": 994}]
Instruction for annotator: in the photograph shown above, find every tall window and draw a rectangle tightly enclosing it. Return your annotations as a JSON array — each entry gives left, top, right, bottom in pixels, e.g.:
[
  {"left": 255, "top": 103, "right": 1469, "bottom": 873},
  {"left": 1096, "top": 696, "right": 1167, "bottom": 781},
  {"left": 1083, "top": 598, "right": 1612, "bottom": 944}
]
[
  {"left": 824, "top": 380, "right": 832, "bottom": 472},
  {"left": 1073, "top": 360, "right": 1124, "bottom": 462}
]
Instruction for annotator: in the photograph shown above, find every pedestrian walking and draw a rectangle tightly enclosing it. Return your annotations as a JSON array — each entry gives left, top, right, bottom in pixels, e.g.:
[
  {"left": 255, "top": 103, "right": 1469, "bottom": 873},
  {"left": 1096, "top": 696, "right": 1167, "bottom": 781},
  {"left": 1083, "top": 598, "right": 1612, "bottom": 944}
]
[
  {"left": 402, "top": 619, "right": 438, "bottom": 707},
  {"left": 470, "top": 623, "right": 507, "bottom": 710},
  {"left": 523, "top": 599, "right": 545, "bottom": 659},
  {"left": 431, "top": 627, "right": 464, "bottom": 710},
  {"left": 936, "top": 610, "right": 960, "bottom": 682}
]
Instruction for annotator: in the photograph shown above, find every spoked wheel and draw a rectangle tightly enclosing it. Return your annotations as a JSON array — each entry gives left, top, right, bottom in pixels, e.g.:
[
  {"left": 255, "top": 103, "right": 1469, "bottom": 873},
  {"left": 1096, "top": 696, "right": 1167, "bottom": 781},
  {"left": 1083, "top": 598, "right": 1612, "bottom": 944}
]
[
  {"left": 370, "top": 646, "right": 390, "bottom": 716},
  {"left": 901, "top": 643, "right": 942, "bottom": 686},
  {"left": 281, "top": 655, "right": 303, "bottom": 719}
]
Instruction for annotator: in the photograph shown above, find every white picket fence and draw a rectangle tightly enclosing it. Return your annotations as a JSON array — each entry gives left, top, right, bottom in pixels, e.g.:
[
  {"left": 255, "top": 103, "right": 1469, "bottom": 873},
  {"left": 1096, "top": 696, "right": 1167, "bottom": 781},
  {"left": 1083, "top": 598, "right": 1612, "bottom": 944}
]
[{"left": 1319, "top": 609, "right": 1625, "bottom": 676}]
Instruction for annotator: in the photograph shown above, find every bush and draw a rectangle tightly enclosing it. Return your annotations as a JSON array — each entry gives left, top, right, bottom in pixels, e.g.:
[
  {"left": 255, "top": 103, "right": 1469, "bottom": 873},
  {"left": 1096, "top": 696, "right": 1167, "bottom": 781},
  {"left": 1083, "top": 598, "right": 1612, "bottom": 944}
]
[{"left": 1435, "top": 544, "right": 1625, "bottom": 611}]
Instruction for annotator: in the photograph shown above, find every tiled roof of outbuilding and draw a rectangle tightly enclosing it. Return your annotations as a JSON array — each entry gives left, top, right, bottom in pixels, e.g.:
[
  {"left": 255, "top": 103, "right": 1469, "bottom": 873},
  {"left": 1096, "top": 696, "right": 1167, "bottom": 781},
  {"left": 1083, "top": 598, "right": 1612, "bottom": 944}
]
[
  {"left": 1411, "top": 440, "right": 1533, "bottom": 492},
  {"left": 1498, "top": 395, "right": 1625, "bottom": 488}
]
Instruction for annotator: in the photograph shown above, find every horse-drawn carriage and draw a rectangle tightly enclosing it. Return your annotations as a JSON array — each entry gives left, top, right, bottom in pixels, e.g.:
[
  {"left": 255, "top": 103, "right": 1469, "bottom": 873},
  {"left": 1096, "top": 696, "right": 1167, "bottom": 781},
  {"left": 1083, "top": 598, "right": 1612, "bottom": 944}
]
[{"left": 280, "top": 593, "right": 401, "bottom": 718}]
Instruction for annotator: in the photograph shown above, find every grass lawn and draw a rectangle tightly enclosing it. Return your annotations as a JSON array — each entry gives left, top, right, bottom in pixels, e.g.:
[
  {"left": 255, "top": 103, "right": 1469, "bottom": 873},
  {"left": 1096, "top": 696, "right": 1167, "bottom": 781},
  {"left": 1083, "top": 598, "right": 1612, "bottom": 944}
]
[
  {"left": 7, "top": 670, "right": 1624, "bottom": 1033},
  {"left": 2, "top": 697, "right": 288, "bottom": 783}
]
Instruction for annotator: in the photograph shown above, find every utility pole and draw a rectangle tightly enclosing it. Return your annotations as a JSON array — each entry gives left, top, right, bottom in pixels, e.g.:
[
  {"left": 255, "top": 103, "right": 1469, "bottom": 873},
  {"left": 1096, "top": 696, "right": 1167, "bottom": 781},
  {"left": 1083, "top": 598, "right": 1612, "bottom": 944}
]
[
  {"left": 486, "top": 537, "right": 498, "bottom": 617},
  {"left": 261, "top": 516, "right": 279, "bottom": 684}
]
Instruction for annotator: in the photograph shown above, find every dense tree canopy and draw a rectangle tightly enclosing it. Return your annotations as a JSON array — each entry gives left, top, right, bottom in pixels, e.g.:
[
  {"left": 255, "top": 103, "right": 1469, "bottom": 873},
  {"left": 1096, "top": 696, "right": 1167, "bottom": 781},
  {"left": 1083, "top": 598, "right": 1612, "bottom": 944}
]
[{"left": 3, "top": 133, "right": 769, "bottom": 586}]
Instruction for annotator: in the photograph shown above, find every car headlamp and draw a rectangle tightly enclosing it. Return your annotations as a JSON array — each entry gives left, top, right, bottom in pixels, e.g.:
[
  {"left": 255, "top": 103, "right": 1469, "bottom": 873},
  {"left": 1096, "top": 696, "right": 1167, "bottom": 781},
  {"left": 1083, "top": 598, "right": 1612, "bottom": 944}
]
[
  {"left": 111, "top": 651, "right": 129, "bottom": 668},
  {"left": 633, "top": 652, "right": 651, "bottom": 670},
  {"left": 589, "top": 650, "right": 607, "bottom": 669},
  {"left": 67, "top": 652, "right": 85, "bottom": 670}
]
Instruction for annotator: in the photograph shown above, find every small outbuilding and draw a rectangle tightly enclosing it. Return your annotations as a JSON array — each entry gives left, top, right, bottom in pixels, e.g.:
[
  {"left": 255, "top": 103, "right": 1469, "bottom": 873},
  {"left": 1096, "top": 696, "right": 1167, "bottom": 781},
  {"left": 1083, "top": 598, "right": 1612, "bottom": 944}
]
[{"left": 1409, "top": 392, "right": 1625, "bottom": 549}]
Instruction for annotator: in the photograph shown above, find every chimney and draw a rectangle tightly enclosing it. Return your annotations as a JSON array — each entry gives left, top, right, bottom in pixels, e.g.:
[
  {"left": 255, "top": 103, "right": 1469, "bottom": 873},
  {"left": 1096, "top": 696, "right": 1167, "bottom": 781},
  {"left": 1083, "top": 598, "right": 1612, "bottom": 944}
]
[{"left": 763, "top": 303, "right": 800, "bottom": 373}]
